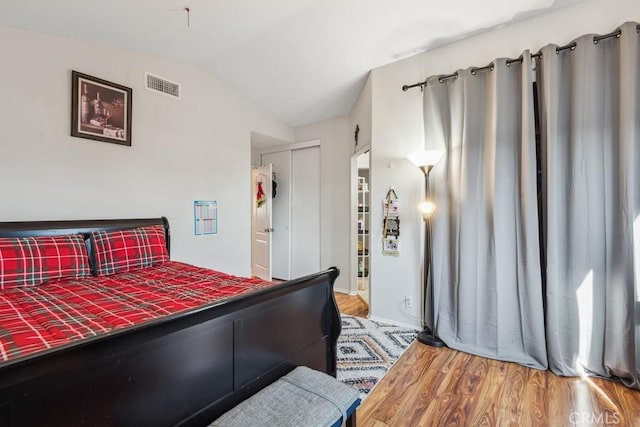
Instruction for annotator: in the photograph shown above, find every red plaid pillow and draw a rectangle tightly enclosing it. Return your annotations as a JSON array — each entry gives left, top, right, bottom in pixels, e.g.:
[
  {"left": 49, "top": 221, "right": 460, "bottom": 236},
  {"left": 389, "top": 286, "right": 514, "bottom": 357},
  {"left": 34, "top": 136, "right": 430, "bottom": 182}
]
[
  {"left": 0, "top": 234, "right": 91, "bottom": 289},
  {"left": 91, "top": 225, "right": 169, "bottom": 276}
]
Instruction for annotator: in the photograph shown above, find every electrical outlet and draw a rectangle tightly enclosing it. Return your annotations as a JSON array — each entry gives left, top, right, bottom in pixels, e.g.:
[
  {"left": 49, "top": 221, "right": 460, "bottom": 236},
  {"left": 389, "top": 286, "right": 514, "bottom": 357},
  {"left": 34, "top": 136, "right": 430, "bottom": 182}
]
[{"left": 403, "top": 296, "right": 413, "bottom": 312}]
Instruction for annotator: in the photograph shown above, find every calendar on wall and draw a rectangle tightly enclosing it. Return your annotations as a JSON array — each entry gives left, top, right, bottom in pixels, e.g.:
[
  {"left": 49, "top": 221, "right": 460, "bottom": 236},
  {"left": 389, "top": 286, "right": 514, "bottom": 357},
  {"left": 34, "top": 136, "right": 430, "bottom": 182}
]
[{"left": 194, "top": 200, "right": 218, "bottom": 235}]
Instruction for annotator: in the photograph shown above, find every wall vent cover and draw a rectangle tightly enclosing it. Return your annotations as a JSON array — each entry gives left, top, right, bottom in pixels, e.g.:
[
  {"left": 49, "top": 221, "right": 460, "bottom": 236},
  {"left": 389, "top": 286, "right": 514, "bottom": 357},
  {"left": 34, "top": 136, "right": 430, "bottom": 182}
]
[{"left": 145, "top": 72, "right": 180, "bottom": 99}]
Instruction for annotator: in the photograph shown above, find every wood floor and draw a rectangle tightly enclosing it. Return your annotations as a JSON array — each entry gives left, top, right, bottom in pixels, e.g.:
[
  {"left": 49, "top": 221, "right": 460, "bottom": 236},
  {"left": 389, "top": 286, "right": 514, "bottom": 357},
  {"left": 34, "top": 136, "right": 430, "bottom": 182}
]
[
  {"left": 335, "top": 292, "right": 369, "bottom": 317},
  {"left": 335, "top": 293, "right": 640, "bottom": 427}
]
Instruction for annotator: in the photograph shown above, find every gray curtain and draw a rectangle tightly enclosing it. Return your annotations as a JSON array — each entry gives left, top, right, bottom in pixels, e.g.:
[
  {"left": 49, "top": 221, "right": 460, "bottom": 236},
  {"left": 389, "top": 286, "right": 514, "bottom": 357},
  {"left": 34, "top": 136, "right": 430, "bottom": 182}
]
[
  {"left": 426, "top": 52, "right": 548, "bottom": 369},
  {"left": 537, "top": 21, "right": 640, "bottom": 387}
]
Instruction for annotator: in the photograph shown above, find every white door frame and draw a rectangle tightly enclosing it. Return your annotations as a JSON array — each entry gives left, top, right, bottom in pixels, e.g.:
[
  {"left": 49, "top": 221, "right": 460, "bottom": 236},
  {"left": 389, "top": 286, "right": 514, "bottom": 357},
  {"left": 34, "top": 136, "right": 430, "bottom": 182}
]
[
  {"left": 254, "top": 139, "right": 320, "bottom": 158},
  {"left": 351, "top": 145, "right": 370, "bottom": 296}
]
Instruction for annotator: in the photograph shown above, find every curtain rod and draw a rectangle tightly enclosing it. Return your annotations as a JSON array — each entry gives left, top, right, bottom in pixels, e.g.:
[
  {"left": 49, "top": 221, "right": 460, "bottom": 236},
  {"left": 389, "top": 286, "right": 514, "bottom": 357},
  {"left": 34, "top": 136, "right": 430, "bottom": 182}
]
[{"left": 401, "top": 24, "right": 640, "bottom": 92}]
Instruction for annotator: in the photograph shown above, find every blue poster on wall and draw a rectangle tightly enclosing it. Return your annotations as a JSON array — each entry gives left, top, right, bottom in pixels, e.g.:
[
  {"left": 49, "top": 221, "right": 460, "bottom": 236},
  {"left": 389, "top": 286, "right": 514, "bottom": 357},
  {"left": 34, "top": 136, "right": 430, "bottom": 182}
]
[{"left": 194, "top": 200, "right": 217, "bottom": 235}]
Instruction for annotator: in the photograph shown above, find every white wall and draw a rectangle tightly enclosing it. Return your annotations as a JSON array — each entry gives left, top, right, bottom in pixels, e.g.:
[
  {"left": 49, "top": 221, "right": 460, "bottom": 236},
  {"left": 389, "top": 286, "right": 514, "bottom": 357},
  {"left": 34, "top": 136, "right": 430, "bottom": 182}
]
[
  {"left": 0, "top": 24, "right": 294, "bottom": 277},
  {"left": 294, "top": 117, "right": 351, "bottom": 293},
  {"left": 349, "top": 73, "right": 372, "bottom": 154},
  {"left": 369, "top": 0, "right": 640, "bottom": 327}
]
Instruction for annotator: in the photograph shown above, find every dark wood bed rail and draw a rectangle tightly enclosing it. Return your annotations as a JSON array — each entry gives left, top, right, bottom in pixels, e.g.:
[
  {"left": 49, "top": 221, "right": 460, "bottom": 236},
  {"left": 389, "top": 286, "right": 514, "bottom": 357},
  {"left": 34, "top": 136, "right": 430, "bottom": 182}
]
[{"left": 0, "top": 218, "right": 341, "bottom": 426}]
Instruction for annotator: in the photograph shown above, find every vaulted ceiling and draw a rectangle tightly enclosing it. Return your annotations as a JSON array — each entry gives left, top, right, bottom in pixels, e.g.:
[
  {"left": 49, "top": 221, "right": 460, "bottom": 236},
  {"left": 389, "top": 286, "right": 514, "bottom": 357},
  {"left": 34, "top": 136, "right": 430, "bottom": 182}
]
[{"left": 0, "top": 0, "right": 581, "bottom": 127}]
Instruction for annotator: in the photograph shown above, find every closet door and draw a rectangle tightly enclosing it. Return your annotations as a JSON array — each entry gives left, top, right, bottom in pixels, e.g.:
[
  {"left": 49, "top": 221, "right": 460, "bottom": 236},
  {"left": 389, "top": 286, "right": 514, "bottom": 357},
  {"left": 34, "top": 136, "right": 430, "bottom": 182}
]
[{"left": 291, "top": 146, "right": 320, "bottom": 277}]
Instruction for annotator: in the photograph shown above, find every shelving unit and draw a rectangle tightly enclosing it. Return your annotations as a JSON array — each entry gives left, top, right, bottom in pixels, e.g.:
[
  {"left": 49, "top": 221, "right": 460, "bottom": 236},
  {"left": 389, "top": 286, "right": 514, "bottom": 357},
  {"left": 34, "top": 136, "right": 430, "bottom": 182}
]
[{"left": 357, "top": 176, "right": 370, "bottom": 291}]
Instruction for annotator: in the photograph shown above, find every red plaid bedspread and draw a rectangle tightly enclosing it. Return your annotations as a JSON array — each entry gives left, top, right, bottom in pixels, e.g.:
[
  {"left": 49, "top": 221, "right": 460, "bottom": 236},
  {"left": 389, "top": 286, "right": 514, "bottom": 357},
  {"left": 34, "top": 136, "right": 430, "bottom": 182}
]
[{"left": 0, "top": 261, "right": 273, "bottom": 363}]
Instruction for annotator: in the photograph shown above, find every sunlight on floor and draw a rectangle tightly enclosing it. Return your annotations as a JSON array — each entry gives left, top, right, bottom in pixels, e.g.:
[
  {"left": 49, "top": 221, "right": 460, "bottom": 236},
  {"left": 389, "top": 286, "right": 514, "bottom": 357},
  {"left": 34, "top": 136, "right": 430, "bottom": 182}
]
[
  {"left": 572, "top": 377, "right": 622, "bottom": 426},
  {"left": 583, "top": 377, "right": 618, "bottom": 409},
  {"left": 573, "top": 379, "right": 595, "bottom": 424}
]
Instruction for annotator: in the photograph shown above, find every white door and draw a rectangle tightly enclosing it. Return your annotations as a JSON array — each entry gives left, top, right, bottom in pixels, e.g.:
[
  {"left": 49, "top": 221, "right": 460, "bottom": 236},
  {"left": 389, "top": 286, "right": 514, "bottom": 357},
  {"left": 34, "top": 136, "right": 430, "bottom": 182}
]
[
  {"left": 251, "top": 164, "right": 272, "bottom": 281},
  {"left": 291, "top": 146, "right": 320, "bottom": 277},
  {"left": 261, "top": 151, "right": 291, "bottom": 280}
]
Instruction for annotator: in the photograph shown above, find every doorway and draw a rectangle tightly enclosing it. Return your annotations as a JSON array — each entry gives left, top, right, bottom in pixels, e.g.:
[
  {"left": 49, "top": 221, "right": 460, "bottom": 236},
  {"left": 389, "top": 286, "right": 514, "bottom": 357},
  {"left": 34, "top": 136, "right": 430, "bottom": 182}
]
[
  {"left": 353, "top": 149, "right": 370, "bottom": 307},
  {"left": 252, "top": 142, "right": 321, "bottom": 281}
]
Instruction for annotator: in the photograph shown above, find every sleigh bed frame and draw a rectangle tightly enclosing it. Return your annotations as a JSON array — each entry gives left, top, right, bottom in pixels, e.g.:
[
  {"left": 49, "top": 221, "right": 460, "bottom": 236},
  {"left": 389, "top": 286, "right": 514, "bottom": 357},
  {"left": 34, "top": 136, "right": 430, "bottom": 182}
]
[{"left": 0, "top": 217, "right": 341, "bottom": 426}]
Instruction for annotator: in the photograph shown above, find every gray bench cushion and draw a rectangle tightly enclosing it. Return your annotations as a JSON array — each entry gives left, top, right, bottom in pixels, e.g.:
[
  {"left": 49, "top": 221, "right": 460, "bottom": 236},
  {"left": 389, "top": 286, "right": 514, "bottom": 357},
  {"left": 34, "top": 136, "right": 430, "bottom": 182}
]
[{"left": 211, "top": 366, "right": 360, "bottom": 427}]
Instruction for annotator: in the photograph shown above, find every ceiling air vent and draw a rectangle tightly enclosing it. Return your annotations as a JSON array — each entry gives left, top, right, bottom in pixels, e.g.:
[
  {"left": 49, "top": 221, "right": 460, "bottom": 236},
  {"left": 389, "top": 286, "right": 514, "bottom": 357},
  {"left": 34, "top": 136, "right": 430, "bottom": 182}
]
[{"left": 145, "top": 72, "right": 181, "bottom": 99}]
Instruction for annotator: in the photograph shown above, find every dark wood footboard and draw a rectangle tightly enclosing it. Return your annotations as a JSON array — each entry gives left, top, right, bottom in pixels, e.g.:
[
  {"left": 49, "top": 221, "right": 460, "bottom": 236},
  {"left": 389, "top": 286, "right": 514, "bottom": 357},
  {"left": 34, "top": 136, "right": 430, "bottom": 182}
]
[{"left": 0, "top": 218, "right": 341, "bottom": 426}]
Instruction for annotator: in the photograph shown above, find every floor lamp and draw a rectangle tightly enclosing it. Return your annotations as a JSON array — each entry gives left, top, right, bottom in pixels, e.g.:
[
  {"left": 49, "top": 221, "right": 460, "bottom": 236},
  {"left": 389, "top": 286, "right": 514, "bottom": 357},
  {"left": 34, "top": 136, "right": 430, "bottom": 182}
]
[{"left": 408, "top": 150, "right": 446, "bottom": 348}]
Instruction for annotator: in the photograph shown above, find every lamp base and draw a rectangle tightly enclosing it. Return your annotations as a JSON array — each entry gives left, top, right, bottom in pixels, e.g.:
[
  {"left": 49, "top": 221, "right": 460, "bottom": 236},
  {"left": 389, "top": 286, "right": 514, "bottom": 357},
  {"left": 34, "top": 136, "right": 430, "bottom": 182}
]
[{"left": 417, "top": 329, "right": 446, "bottom": 348}]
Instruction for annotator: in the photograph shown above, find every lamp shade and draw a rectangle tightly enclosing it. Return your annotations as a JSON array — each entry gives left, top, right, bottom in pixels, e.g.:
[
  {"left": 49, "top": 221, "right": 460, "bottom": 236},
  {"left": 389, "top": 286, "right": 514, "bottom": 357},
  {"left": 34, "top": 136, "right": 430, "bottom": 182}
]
[
  {"left": 417, "top": 201, "right": 436, "bottom": 220},
  {"left": 407, "top": 149, "right": 444, "bottom": 169}
]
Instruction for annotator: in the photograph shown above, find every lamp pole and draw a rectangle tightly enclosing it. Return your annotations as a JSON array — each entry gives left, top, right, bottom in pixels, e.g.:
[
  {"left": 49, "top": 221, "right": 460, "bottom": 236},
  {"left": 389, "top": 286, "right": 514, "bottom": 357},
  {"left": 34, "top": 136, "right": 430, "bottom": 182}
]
[
  {"left": 417, "top": 166, "right": 445, "bottom": 347},
  {"left": 407, "top": 149, "right": 446, "bottom": 348}
]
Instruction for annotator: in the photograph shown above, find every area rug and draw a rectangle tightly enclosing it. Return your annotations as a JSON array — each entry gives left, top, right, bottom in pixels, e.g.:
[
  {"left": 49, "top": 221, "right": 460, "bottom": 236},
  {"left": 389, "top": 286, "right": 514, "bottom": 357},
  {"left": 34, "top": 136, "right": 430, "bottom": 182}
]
[{"left": 336, "top": 315, "right": 418, "bottom": 400}]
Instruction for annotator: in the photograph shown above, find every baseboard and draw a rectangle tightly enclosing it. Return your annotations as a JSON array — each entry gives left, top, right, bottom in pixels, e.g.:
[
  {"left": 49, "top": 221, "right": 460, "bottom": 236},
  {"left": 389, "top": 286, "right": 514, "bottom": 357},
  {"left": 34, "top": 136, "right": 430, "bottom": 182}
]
[
  {"left": 334, "top": 287, "right": 357, "bottom": 296},
  {"left": 368, "top": 314, "right": 420, "bottom": 330}
]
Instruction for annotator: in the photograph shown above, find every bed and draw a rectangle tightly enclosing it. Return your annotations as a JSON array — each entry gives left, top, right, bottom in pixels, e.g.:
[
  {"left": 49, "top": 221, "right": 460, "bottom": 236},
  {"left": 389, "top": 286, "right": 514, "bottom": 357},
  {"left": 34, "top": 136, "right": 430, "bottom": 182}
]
[{"left": 0, "top": 217, "right": 341, "bottom": 426}]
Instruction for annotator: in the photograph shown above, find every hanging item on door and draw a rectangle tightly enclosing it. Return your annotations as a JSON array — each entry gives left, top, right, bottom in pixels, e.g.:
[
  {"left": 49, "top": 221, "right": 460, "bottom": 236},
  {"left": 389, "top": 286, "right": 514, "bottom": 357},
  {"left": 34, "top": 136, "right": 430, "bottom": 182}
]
[
  {"left": 272, "top": 172, "right": 278, "bottom": 199},
  {"left": 256, "top": 181, "right": 266, "bottom": 207},
  {"left": 382, "top": 187, "right": 400, "bottom": 257}
]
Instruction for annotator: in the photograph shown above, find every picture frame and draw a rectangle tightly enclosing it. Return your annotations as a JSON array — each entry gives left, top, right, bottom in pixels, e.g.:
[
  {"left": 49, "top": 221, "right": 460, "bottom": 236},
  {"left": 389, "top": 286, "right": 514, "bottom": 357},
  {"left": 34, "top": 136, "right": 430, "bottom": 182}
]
[
  {"left": 382, "top": 237, "right": 400, "bottom": 257},
  {"left": 71, "top": 71, "right": 132, "bottom": 146},
  {"left": 383, "top": 217, "right": 400, "bottom": 237}
]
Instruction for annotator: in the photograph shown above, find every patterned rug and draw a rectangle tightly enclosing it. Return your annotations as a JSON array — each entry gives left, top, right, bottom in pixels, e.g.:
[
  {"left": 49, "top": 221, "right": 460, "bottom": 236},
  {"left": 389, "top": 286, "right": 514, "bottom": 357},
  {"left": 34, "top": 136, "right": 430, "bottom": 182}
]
[{"left": 336, "top": 315, "right": 418, "bottom": 400}]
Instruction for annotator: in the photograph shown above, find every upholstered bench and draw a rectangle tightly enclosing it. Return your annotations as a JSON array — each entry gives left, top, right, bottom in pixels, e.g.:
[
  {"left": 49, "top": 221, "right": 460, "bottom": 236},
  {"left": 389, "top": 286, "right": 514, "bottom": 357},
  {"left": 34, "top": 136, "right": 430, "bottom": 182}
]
[{"left": 210, "top": 366, "right": 361, "bottom": 427}]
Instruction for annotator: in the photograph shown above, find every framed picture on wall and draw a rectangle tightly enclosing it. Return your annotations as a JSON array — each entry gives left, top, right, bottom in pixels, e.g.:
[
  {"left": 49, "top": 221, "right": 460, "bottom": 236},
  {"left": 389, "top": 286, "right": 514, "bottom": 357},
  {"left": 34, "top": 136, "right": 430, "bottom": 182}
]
[{"left": 71, "top": 71, "right": 132, "bottom": 146}]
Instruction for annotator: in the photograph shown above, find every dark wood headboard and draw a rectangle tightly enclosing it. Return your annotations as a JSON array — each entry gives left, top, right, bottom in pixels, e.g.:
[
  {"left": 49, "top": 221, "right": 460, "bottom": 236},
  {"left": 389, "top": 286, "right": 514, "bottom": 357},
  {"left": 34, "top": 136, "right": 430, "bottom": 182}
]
[{"left": 0, "top": 217, "right": 171, "bottom": 255}]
